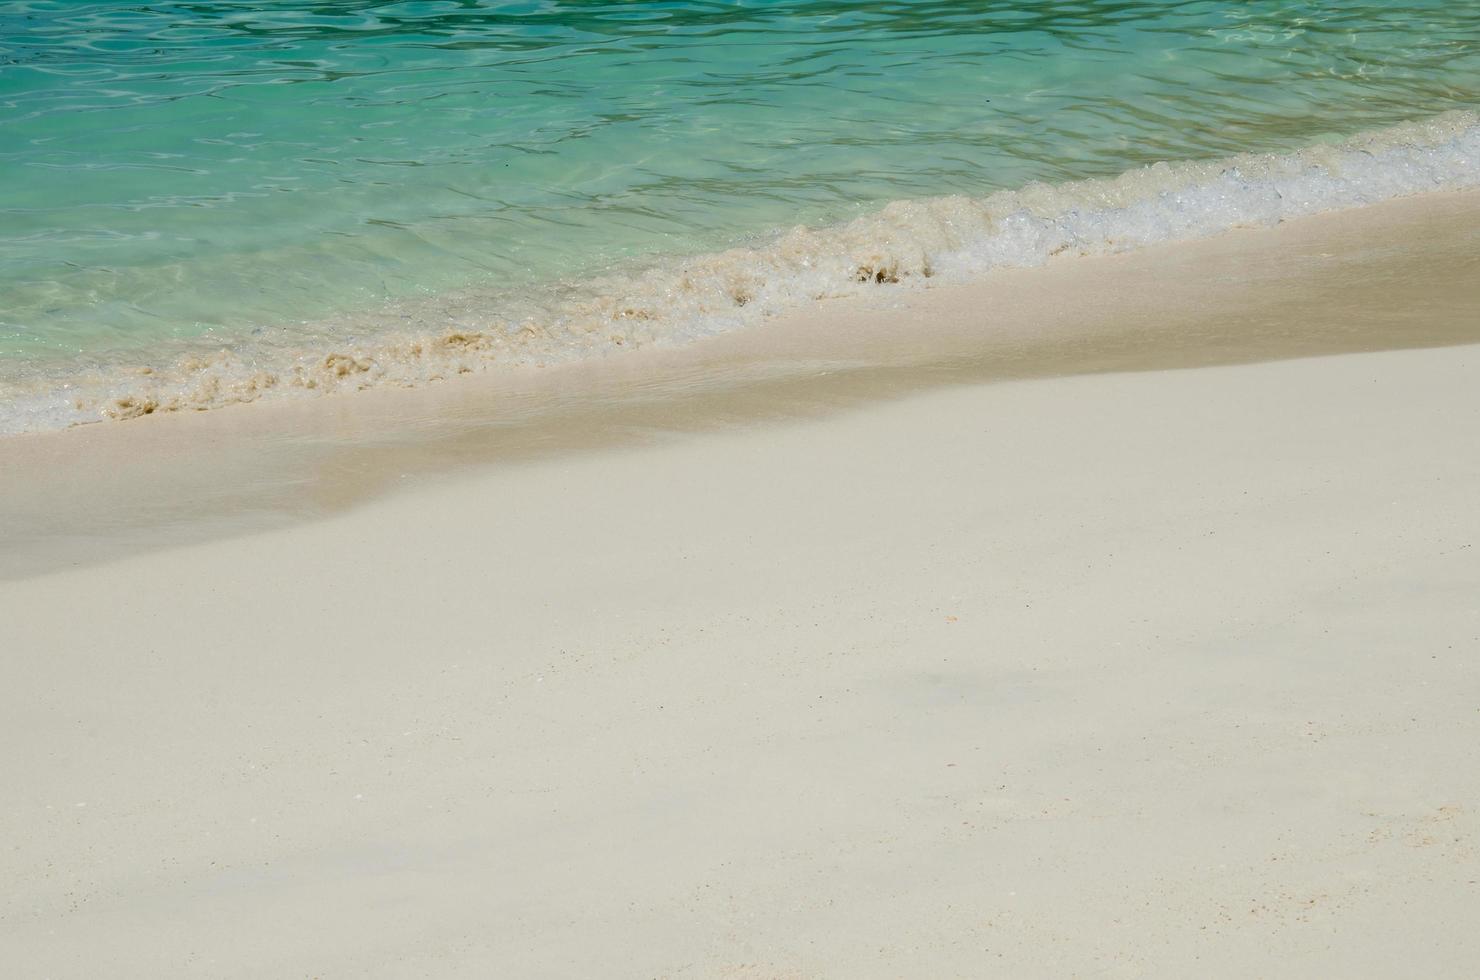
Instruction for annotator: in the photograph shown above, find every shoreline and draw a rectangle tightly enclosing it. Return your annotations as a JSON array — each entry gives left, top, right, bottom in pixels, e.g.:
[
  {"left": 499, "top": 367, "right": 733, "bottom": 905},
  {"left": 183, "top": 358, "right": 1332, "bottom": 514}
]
[
  {"left": 3, "top": 110, "right": 1476, "bottom": 436},
  {"left": 2, "top": 187, "right": 1478, "bottom": 580}
]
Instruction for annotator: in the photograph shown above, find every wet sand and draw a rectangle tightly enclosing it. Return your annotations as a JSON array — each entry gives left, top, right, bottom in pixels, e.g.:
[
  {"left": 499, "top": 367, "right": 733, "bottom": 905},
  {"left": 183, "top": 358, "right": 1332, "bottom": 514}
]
[{"left": 2, "top": 189, "right": 1478, "bottom": 580}]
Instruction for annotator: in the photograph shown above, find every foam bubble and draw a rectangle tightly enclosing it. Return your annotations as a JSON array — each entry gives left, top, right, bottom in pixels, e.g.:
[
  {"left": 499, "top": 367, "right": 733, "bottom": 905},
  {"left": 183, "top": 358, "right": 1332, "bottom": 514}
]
[{"left": 2, "top": 111, "right": 1476, "bottom": 435}]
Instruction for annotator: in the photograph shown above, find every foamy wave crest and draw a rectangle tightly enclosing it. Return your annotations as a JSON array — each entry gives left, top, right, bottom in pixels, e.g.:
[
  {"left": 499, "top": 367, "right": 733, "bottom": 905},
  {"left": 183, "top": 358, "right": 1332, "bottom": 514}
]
[{"left": 4, "top": 111, "right": 1477, "bottom": 435}]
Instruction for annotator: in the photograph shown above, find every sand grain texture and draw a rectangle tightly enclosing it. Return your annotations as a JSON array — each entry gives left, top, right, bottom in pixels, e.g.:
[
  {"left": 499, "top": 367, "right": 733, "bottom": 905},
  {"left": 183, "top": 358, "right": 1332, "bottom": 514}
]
[{"left": 3, "top": 339, "right": 1480, "bottom": 977}]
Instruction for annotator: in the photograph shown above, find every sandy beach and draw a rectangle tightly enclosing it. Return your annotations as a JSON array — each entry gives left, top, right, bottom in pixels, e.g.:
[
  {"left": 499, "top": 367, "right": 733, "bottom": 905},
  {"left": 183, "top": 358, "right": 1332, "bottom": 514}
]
[{"left": 3, "top": 193, "right": 1479, "bottom": 977}]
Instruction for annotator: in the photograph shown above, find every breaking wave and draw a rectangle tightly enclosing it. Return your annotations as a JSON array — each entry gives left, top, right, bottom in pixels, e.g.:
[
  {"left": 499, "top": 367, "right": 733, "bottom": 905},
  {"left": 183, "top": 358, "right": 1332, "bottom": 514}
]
[{"left": 2, "top": 110, "right": 1477, "bottom": 435}]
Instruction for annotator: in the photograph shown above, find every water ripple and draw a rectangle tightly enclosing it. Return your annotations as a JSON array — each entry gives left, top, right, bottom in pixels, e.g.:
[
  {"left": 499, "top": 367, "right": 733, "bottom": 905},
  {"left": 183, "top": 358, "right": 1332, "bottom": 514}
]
[{"left": 0, "top": 0, "right": 1476, "bottom": 382}]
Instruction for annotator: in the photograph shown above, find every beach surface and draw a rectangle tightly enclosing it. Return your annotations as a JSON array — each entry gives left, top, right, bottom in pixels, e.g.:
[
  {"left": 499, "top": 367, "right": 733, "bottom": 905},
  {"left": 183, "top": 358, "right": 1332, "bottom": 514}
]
[{"left": 3, "top": 196, "right": 1480, "bottom": 977}]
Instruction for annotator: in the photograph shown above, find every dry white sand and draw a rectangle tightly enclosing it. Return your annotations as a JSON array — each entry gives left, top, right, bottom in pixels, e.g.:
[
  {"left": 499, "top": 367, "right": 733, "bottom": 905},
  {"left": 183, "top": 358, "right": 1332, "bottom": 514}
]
[{"left": 3, "top": 336, "right": 1480, "bottom": 976}]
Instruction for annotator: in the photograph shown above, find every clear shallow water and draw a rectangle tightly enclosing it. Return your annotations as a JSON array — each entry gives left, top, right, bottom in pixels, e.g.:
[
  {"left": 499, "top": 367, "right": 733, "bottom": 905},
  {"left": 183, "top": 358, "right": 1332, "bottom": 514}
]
[{"left": 1, "top": 1, "right": 1478, "bottom": 431}]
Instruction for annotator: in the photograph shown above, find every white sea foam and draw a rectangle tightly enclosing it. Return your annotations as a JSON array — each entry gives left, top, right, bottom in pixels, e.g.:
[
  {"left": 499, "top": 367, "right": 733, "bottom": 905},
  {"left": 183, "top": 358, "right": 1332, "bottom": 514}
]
[{"left": 2, "top": 111, "right": 1477, "bottom": 435}]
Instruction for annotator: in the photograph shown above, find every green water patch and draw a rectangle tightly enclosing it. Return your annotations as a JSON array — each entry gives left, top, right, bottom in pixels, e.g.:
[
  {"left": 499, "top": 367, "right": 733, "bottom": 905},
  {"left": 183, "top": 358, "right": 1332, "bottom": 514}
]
[{"left": 1, "top": 0, "right": 1477, "bottom": 370}]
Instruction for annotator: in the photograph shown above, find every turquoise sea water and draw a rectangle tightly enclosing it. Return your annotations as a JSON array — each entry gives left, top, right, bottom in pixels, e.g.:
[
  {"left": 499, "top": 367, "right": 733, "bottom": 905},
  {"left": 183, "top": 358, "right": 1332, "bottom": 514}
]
[{"left": 1, "top": 1, "right": 1478, "bottom": 430}]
